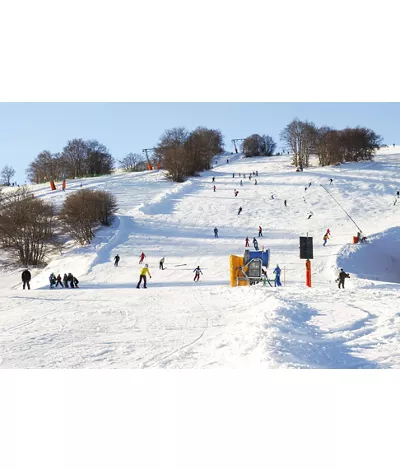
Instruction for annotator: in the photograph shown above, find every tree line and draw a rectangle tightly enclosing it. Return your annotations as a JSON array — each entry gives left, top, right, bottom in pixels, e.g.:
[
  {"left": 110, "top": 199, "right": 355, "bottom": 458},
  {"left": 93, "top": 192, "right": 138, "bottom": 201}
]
[
  {"left": 0, "top": 119, "right": 384, "bottom": 187},
  {"left": 0, "top": 187, "right": 117, "bottom": 265}
]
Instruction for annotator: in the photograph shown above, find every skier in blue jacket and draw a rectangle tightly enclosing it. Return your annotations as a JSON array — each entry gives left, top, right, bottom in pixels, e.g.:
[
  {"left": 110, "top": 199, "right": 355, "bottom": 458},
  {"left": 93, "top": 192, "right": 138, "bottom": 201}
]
[{"left": 273, "top": 265, "right": 282, "bottom": 287}]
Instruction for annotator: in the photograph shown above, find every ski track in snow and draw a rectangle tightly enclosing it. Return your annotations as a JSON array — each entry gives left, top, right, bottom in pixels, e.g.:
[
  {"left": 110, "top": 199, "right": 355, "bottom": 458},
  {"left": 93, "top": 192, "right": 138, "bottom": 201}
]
[{"left": 1, "top": 150, "right": 400, "bottom": 368}]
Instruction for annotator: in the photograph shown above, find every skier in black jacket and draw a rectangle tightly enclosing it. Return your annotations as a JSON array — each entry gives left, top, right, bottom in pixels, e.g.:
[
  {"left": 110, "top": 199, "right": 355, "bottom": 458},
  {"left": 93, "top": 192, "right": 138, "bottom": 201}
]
[
  {"left": 21, "top": 269, "right": 31, "bottom": 290},
  {"left": 336, "top": 269, "right": 350, "bottom": 289}
]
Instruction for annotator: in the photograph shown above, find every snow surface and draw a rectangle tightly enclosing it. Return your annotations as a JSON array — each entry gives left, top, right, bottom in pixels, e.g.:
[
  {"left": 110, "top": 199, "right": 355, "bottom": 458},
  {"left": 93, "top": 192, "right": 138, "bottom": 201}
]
[{"left": 1, "top": 148, "right": 400, "bottom": 368}]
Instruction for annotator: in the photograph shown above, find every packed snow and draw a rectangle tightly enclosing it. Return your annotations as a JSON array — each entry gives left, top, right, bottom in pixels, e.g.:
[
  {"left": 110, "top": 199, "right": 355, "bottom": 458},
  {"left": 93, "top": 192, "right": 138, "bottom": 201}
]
[{"left": 1, "top": 147, "right": 400, "bottom": 368}]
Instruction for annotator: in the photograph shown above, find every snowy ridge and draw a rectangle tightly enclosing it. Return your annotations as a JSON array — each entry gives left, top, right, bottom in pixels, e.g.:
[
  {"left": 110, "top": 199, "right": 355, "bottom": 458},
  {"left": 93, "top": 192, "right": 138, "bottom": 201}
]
[{"left": 1, "top": 148, "right": 400, "bottom": 368}]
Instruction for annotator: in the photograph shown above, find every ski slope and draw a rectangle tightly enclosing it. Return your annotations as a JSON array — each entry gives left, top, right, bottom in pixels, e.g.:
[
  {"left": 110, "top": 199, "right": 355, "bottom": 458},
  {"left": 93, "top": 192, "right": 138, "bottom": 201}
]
[{"left": 1, "top": 148, "right": 400, "bottom": 368}]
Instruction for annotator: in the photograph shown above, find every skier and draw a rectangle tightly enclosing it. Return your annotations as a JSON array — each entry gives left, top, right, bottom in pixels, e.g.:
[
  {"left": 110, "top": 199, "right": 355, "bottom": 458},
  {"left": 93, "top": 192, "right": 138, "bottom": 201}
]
[
  {"left": 336, "top": 268, "right": 350, "bottom": 289},
  {"left": 227, "top": 159, "right": 229, "bottom": 164},
  {"left": 255, "top": 171, "right": 258, "bottom": 176},
  {"left": 67, "top": 273, "right": 75, "bottom": 288},
  {"left": 245, "top": 237, "right": 250, "bottom": 247},
  {"left": 308, "top": 182, "right": 312, "bottom": 188},
  {"left": 240, "top": 180, "right": 243, "bottom": 186},
  {"left": 73, "top": 276, "right": 79, "bottom": 288},
  {"left": 305, "top": 186, "right": 308, "bottom": 191},
  {"left": 21, "top": 269, "right": 31, "bottom": 290},
  {"left": 55, "top": 274, "right": 64, "bottom": 288},
  {"left": 114, "top": 254, "right": 120, "bottom": 267},
  {"left": 213, "top": 185, "right": 216, "bottom": 192},
  {"left": 139, "top": 252, "right": 146, "bottom": 264},
  {"left": 253, "top": 238, "right": 259, "bottom": 250},
  {"left": 63, "top": 273, "right": 69, "bottom": 288},
  {"left": 273, "top": 265, "right": 282, "bottom": 287},
  {"left": 271, "top": 194, "right": 274, "bottom": 200},
  {"left": 159, "top": 257, "right": 165, "bottom": 270},
  {"left": 307, "top": 211, "right": 313, "bottom": 220},
  {"left": 214, "top": 227, "right": 219, "bottom": 238},
  {"left": 284, "top": 199, "right": 287, "bottom": 207},
  {"left": 397, "top": 190, "right": 399, "bottom": 197},
  {"left": 238, "top": 206, "right": 242, "bottom": 215},
  {"left": 212, "top": 177, "right": 215, "bottom": 182},
  {"left": 249, "top": 174, "right": 252, "bottom": 180},
  {"left": 323, "top": 232, "right": 329, "bottom": 246},
  {"left": 232, "top": 173, "right": 235, "bottom": 178},
  {"left": 234, "top": 190, "right": 239, "bottom": 197},
  {"left": 49, "top": 273, "right": 56, "bottom": 289},
  {"left": 254, "top": 179, "right": 257, "bottom": 185},
  {"left": 137, "top": 264, "right": 151, "bottom": 289},
  {"left": 329, "top": 178, "right": 333, "bottom": 185},
  {"left": 193, "top": 266, "right": 203, "bottom": 282},
  {"left": 258, "top": 226, "right": 263, "bottom": 237}
]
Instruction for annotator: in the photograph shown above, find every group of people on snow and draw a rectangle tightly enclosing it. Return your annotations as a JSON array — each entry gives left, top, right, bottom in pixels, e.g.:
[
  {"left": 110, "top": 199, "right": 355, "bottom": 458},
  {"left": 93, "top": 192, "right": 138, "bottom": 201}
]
[{"left": 49, "top": 272, "right": 79, "bottom": 288}]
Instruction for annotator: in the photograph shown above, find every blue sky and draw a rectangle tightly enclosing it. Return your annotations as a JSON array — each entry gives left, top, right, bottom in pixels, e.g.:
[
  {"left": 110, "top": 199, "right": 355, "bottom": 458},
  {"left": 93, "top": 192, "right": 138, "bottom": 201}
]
[{"left": 0, "top": 103, "right": 399, "bottom": 183}]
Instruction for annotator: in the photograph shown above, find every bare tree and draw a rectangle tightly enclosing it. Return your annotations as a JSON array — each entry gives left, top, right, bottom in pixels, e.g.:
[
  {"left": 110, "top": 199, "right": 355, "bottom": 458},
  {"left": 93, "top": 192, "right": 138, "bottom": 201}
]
[
  {"left": 280, "top": 119, "right": 317, "bottom": 167},
  {"left": 119, "top": 153, "right": 143, "bottom": 172},
  {"left": 60, "top": 189, "right": 118, "bottom": 244},
  {"left": 1, "top": 165, "right": 16, "bottom": 186},
  {"left": 242, "top": 134, "right": 276, "bottom": 157},
  {"left": 0, "top": 188, "right": 60, "bottom": 265}
]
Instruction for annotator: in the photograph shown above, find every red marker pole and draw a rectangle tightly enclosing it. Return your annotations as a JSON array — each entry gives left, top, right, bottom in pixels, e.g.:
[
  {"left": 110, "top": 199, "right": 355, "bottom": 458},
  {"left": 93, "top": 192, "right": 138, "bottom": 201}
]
[{"left": 306, "top": 259, "right": 312, "bottom": 287}]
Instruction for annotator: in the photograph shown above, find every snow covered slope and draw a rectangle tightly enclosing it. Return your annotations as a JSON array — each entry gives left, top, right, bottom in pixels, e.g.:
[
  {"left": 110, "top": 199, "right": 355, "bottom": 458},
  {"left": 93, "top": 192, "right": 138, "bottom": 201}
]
[{"left": 1, "top": 148, "right": 400, "bottom": 368}]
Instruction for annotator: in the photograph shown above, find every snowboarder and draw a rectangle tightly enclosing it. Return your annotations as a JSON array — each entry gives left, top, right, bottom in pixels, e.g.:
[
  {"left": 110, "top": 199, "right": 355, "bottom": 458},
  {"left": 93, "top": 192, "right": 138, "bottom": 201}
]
[
  {"left": 159, "top": 257, "right": 165, "bottom": 270},
  {"left": 273, "top": 265, "right": 282, "bottom": 287},
  {"left": 73, "top": 276, "right": 79, "bottom": 288},
  {"left": 137, "top": 264, "right": 151, "bottom": 288},
  {"left": 21, "top": 269, "right": 31, "bottom": 290},
  {"left": 284, "top": 199, "right": 287, "bottom": 207},
  {"left": 213, "top": 185, "right": 216, "bottom": 192},
  {"left": 245, "top": 237, "right": 250, "bottom": 247},
  {"left": 55, "top": 274, "right": 64, "bottom": 288},
  {"left": 193, "top": 266, "right": 203, "bottom": 282},
  {"left": 329, "top": 178, "right": 333, "bottom": 185},
  {"left": 114, "top": 254, "right": 120, "bottom": 267},
  {"left": 307, "top": 211, "right": 313, "bottom": 220},
  {"left": 238, "top": 206, "right": 242, "bottom": 215},
  {"left": 253, "top": 238, "right": 259, "bottom": 250},
  {"left": 139, "top": 252, "right": 146, "bottom": 264},
  {"left": 323, "top": 232, "right": 329, "bottom": 246},
  {"left": 49, "top": 273, "right": 56, "bottom": 289},
  {"left": 336, "top": 268, "right": 350, "bottom": 289},
  {"left": 214, "top": 227, "right": 219, "bottom": 238},
  {"left": 254, "top": 179, "right": 257, "bottom": 185},
  {"left": 258, "top": 226, "right": 263, "bottom": 237},
  {"left": 63, "top": 273, "right": 69, "bottom": 288}
]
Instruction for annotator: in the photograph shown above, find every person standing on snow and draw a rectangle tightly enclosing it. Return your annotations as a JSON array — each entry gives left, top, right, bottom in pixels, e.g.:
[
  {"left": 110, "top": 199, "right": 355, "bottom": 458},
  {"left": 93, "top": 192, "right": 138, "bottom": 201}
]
[
  {"left": 240, "top": 180, "right": 243, "bottom": 186},
  {"left": 213, "top": 185, "right": 216, "bottom": 192},
  {"left": 336, "top": 269, "right": 350, "bottom": 289},
  {"left": 193, "top": 266, "right": 203, "bottom": 282},
  {"left": 238, "top": 206, "right": 242, "bottom": 215},
  {"left": 329, "top": 178, "right": 333, "bottom": 185},
  {"left": 273, "top": 265, "right": 282, "bottom": 287},
  {"left": 284, "top": 199, "right": 287, "bottom": 207},
  {"left": 22, "top": 269, "right": 31, "bottom": 290},
  {"left": 254, "top": 179, "right": 257, "bottom": 185},
  {"left": 253, "top": 238, "right": 259, "bottom": 250},
  {"left": 137, "top": 264, "right": 151, "bottom": 289},
  {"left": 159, "top": 257, "right": 165, "bottom": 270},
  {"left": 232, "top": 173, "right": 235, "bottom": 178},
  {"left": 323, "top": 232, "right": 329, "bottom": 246},
  {"left": 49, "top": 273, "right": 56, "bottom": 289},
  {"left": 214, "top": 227, "right": 219, "bottom": 238},
  {"left": 63, "top": 273, "right": 69, "bottom": 288},
  {"left": 55, "top": 274, "right": 64, "bottom": 288},
  {"left": 114, "top": 254, "right": 120, "bottom": 267},
  {"left": 258, "top": 226, "right": 263, "bottom": 237},
  {"left": 245, "top": 237, "right": 250, "bottom": 247},
  {"left": 139, "top": 252, "right": 146, "bottom": 264}
]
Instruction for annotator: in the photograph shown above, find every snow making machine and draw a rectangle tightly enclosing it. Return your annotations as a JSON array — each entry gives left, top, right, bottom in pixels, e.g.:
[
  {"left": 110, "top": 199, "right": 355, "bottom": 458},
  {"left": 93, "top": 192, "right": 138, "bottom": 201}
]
[{"left": 230, "top": 249, "right": 271, "bottom": 287}]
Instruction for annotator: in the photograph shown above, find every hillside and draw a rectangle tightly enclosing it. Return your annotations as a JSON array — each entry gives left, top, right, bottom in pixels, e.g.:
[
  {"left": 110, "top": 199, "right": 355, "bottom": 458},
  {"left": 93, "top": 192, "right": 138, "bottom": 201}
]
[{"left": 1, "top": 148, "right": 400, "bottom": 368}]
